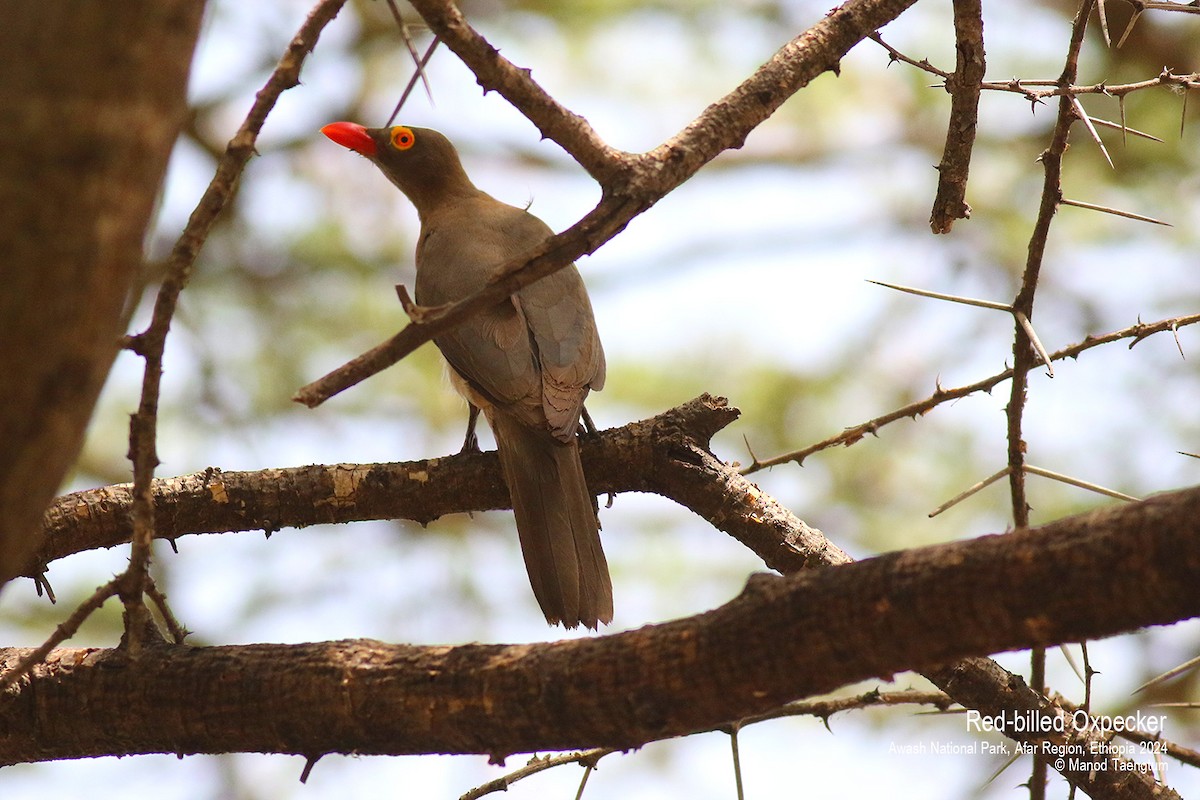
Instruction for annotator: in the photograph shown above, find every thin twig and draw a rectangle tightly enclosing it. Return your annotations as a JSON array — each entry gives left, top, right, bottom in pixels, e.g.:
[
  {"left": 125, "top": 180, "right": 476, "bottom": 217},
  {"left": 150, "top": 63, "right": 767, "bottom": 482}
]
[
  {"left": 385, "top": 36, "right": 440, "bottom": 126},
  {"left": 983, "top": 71, "right": 1200, "bottom": 99},
  {"left": 869, "top": 33, "right": 951, "bottom": 78},
  {"left": 144, "top": 579, "right": 190, "bottom": 644},
  {"left": 1080, "top": 642, "right": 1094, "bottom": 708},
  {"left": 0, "top": 578, "right": 120, "bottom": 692},
  {"left": 459, "top": 750, "right": 615, "bottom": 800},
  {"left": 874, "top": 37, "right": 1200, "bottom": 105},
  {"left": 117, "top": 0, "right": 349, "bottom": 652},
  {"left": 1136, "top": 1, "right": 1200, "bottom": 11},
  {"left": 458, "top": 688, "right": 953, "bottom": 799},
  {"left": 989, "top": 72, "right": 1200, "bottom": 96},
  {"left": 383, "top": 0, "right": 435, "bottom": 108},
  {"left": 1012, "top": 6, "right": 1096, "bottom": 798},
  {"left": 743, "top": 312, "right": 1200, "bottom": 473}
]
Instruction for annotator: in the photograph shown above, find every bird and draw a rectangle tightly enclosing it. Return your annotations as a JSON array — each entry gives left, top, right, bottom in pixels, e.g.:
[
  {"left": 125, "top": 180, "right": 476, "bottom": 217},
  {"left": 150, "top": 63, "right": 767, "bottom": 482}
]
[{"left": 321, "top": 121, "right": 613, "bottom": 629}]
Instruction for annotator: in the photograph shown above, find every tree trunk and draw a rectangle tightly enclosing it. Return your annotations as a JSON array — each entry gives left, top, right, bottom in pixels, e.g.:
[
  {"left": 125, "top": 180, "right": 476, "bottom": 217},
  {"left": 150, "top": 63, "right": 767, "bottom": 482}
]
[{"left": 0, "top": 0, "right": 205, "bottom": 583}]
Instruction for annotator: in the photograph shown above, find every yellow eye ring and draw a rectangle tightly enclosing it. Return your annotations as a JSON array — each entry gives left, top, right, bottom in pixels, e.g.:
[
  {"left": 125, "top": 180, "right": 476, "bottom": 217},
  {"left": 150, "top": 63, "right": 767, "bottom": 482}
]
[{"left": 390, "top": 126, "right": 416, "bottom": 151}]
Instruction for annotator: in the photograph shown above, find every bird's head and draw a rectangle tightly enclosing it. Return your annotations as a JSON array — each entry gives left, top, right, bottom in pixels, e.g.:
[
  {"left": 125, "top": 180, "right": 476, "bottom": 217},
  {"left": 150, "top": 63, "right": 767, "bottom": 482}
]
[{"left": 320, "top": 122, "right": 475, "bottom": 215}]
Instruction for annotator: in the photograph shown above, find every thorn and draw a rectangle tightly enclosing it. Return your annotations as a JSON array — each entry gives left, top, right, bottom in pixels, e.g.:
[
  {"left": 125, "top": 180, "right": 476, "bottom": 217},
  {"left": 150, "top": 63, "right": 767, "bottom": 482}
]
[
  {"left": 33, "top": 570, "right": 57, "bottom": 604},
  {"left": 1115, "top": 9, "right": 1141, "bottom": 49},
  {"left": 1133, "top": 654, "right": 1200, "bottom": 694},
  {"left": 1024, "top": 464, "right": 1139, "bottom": 502},
  {"left": 742, "top": 434, "right": 761, "bottom": 470},
  {"left": 866, "top": 279, "right": 1012, "bottom": 312},
  {"left": 929, "top": 467, "right": 1011, "bottom": 517},
  {"left": 1012, "top": 311, "right": 1055, "bottom": 376},
  {"left": 384, "top": 31, "right": 440, "bottom": 127},
  {"left": 299, "top": 754, "right": 322, "bottom": 784},
  {"left": 1087, "top": 114, "right": 1163, "bottom": 143},
  {"left": 728, "top": 726, "right": 745, "bottom": 800},
  {"left": 982, "top": 750, "right": 1024, "bottom": 788},
  {"left": 1060, "top": 197, "right": 1171, "bottom": 226},
  {"left": 1119, "top": 94, "right": 1128, "bottom": 147},
  {"left": 1182, "top": 88, "right": 1189, "bottom": 139},
  {"left": 1059, "top": 643, "right": 1086, "bottom": 684},
  {"left": 1070, "top": 97, "right": 1115, "bottom": 169}
]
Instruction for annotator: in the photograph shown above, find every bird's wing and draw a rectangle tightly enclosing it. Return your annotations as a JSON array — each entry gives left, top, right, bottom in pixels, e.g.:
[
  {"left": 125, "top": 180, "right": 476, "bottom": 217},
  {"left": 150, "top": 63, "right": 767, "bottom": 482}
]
[
  {"left": 515, "top": 262, "right": 605, "bottom": 439},
  {"left": 415, "top": 199, "right": 604, "bottom": 438}
]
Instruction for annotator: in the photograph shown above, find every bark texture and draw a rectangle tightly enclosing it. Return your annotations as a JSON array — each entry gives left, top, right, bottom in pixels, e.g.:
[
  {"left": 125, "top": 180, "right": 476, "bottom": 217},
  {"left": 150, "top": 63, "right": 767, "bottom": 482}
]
[
  {"left": 0, "top": 0, "right": 206, "bottom": 582},
  {"left": 3, "top": 461, "right": 1198, "bottom": 767}
]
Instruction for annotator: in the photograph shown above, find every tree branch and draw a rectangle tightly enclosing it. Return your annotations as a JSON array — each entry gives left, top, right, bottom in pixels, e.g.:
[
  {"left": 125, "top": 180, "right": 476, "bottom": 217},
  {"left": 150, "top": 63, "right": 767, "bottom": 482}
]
[
  {"left": 118, "top": 0, "right": 350, "bottom": 648},
  {"left": 32, "top": 396, "right": 844, "bottom": 577},
  {"left": 743, "top": 312, "right": 1200, "bottom": 472},
  {"left": 294, "top": 0, "right": 922, "bottom": 407},
  {"left": 3, "top": 484, "right": 1197, "bottom": 783},
  {"left": 18, "top": 394, "right": 1192, "bottom": 797},
  {"left": 929, "top": 0, "right": 984, "bottom": 233}
]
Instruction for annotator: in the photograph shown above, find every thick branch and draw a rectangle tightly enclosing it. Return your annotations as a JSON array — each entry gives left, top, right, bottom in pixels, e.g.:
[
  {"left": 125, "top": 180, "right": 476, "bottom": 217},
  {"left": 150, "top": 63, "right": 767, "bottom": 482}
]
[
  {"left": 36, "top": 396, "right": 847, "bottom": 577},
  {"left": 3, "top": 486, "right": 1197, "bottom": 771},
  {"left": 408, "top": 0, "right": 922, "bottom": 190},
  {"left": 18, "top": 395, "right": 1192, "bottom": 796}
]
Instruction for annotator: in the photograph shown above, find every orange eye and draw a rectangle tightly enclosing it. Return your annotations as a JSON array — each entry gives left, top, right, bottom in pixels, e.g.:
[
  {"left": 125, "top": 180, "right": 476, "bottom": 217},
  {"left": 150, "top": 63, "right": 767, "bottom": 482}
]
[{"left": 390, "top": 126, "right": 416, "bottom": 151}]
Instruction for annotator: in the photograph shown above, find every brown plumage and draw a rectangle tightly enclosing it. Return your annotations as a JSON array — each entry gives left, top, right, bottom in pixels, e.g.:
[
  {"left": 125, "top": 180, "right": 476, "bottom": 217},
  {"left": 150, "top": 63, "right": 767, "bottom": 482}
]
[{"left": 321, "top": 122, "right": 612, "bottom": 629}]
